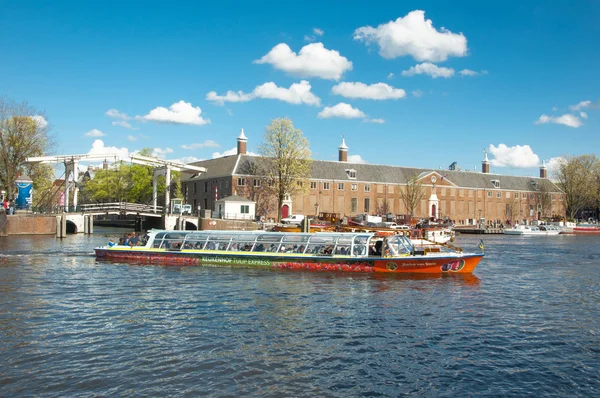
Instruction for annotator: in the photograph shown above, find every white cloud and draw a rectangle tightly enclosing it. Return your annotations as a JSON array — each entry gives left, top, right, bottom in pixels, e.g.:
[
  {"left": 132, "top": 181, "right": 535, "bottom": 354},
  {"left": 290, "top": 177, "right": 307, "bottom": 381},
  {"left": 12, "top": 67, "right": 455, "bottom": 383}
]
[
  {"left": 138, "top": 100, "right": 210, "bottom": 125},
  {"left": 207, "top": 80, "right": 321, "bottom": 106},
  {"left": 304, "top": 28, "right": 325, "bottom": 42},
  {"left": 87, "top": 139, "right": 129, "bottom": 160},
  {"left": 127, "top": 135, "right": 137, "bottom": 141},
  {"left": 535, "top": 114, "right": 582, "bottom": 128},
  {"left": 172, "top": 156, "right": 204, "bottom": 164},
  {"left": 488, "top": 144, "right": 540, "bottom": 168},
  {"left": 362, "top": 118, "right": 385, "bottom": 124},
  {"left": 181, "top": 140, "right": 220, "bottom": 150},
  {"left": 569, "top": 100, "right": 593, "bottom": 111},
  {"left": 317, "top": 103, "right": 366, "bottom": 119},
  {"left": 581, "top": 112, "right": 588, "bottom": 119},
  {"left": 254, "top": 42, "right": 353, "bottom": 80},
  {"left": 402, "top": 62, "right": 455, "bottom": 78},
  {"left": 212, "top": 147, "right": 237, "bottom": 158},
  {"left": 253, "top": 81, "right": 321, "bottom": 106},
  {"left": 546, "top": 156, "right": 566, "bottom": 174},
  {"left": 348, "top": 154, "right": 368, "bottom": 164},
  {"left": 112, "top": 120, "right": 137, "bottom": 129},
  {"left": 31, "top": 115, "right": 48, "bottom": 129},
  {"left": 212, "top": 147, "right": 258, "bottom": 159},
  {"left": 152, "top": 147, "right": 174, "bottom": 159},
  {"left": 105, "top": 109, "right": 130, "bottom": 120},
  {"left": 412, "top": 89, "right": 424, "bottom": 97},
  {"left": 387, "top": 72, "right": 394, "bottom": 79},
  {"left": 353, "top": 10, "right": 468, "bottom": 62},
  {"left": 85, "top": 129, "right": 105, "bottom": 137},
  {"left": 206, "top": 90, "right": 253, "bottom": 105},
  {"left": 459, "top": 69, "right": 488, "bottom": 77},
  {"left": 331, "top": 82, "right": 406, "bottom": 100}
]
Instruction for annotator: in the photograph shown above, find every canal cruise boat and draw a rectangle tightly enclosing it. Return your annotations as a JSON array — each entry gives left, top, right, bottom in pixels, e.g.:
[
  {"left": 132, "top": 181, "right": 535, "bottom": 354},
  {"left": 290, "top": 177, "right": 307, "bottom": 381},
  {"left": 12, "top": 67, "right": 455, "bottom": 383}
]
[{"left": 95, "top": 230, "right": 484, "bottom": 274}]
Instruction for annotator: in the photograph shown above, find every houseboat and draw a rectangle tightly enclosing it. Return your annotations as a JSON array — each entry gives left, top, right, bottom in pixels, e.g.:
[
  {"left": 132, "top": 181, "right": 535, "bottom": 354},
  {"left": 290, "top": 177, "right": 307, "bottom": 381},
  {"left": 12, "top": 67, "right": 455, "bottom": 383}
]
[{"left": 95, "top": 230, "right": 484, "bottom": 274}]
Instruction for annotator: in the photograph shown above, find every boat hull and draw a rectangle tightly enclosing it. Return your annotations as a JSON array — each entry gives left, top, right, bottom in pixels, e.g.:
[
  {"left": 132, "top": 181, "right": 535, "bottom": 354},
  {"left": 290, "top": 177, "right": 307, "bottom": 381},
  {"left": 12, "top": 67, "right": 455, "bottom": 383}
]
[
  {"left": 94, "top": 248, "right": 483, "bottom": 274},
  {"left": 573, "top": 227, "right": 600, "bottom": 234}
]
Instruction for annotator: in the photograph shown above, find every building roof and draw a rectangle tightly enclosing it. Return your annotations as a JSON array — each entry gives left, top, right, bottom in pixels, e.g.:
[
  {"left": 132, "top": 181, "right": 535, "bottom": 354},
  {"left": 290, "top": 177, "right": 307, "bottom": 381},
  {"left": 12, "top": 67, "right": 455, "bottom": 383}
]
[
  {"left": 215, "top": 194, "right": 254, "bottom": 203},
  {"left": 182, "top": 154, "right": 562, "bottom": 193}
]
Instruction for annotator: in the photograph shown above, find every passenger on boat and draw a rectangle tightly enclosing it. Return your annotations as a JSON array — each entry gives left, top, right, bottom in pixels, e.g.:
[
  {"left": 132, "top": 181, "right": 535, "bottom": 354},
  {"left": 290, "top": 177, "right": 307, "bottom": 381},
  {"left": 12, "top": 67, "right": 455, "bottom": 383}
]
[
  {"left": 255, "top": 243, "right": 265, "bottom": 252},
  {"left": 129, "top": 232, "right": 139, "bottom": 246},
  {"left": 194, "top": 242, "right": 204, "bottom": 249},
  {"left": 118, "top": 237, "right": 125, "bottom": 246},
  {"left": 108, "top": 238, "right": 116, "bottom": 247},
  {"left": 296, "top": 245, "right": 305, "bottom": 253},
  {"left": 123, "top": 233, "right": 131, "bottom": 246}
]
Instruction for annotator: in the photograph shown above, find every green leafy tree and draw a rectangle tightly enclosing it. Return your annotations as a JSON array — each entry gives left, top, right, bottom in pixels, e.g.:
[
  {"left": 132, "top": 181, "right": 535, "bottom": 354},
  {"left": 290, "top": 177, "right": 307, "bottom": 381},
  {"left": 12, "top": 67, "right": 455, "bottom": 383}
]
[
  {"left": 79, "top": 148, "right": 169, "bottom": 204},
  {"left": 258, "top": 118, "right": 312, "bottom": 221},
  {"left": 0, "top": 98, "right": 54, "bottom": 198}
]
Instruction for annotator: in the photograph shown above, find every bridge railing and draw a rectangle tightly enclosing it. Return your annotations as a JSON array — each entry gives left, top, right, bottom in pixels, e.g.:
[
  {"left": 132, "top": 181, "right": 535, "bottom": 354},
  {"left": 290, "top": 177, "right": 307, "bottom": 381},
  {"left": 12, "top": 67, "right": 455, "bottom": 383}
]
[
  {"left": 79, "top": 202, "right": 164, "bottom": 214},
  {"left": 29, "top": 202, "right": 164, "bottom": 215}
]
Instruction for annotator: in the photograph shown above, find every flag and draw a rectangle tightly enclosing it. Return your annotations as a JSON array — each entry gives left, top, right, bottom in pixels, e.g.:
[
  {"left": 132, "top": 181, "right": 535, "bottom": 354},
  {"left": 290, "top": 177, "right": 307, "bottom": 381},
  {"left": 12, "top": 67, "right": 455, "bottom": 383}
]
[{"left": 478, "top": 239, "right": 484, "bottom": 252}]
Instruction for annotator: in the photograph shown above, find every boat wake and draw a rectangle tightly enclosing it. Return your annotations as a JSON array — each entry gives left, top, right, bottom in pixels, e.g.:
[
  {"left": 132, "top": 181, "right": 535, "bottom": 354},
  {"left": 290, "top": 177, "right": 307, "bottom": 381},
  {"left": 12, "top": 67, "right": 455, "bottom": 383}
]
[{"left": 0, "top": 251, "right": 95, "bottom": 258}]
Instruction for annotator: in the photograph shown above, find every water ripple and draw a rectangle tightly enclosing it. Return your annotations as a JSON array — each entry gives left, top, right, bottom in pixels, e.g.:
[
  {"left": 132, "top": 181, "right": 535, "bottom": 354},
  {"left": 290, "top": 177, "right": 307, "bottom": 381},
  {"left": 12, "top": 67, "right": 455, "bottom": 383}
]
[{"left": 0, "top": 231, "right": 599, "bottom": 396}]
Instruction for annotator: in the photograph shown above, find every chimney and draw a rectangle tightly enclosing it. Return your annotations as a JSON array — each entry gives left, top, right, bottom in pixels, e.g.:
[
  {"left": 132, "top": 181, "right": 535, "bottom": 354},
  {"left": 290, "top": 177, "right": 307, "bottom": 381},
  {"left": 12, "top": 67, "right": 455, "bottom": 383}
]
[
  {"left": 482, "top": 151, "right": 490, "bottom": 174},
  {"left": 237, "top": 128, "right": 247, "bottom": 155},
  {"left": 540, "top": 160, "right": 547, "bottom": 179},
  {"left": 103, "top": 160, "right": 108, "bottom": 170},
  {"left": 338, "top": 138, "right": 348, "bottom": 162}
]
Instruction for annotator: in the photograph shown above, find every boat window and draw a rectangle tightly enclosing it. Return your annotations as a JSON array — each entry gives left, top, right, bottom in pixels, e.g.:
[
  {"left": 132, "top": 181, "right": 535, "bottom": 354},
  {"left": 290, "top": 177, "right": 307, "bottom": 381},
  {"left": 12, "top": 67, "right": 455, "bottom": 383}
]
[
  {"left": 160, "top": 238, "right": 184, "bottom": 250},
  {"left": 334, "top": 244, "right": 351, "bottom": 255},
  {"left": 282, "top": 234, "right": 309, "bottom": 244},
  {"left": 352, "top": 235, "right": 370, "bottom": 256},
  {"left": 165, "top": 233, "right": 188, "bottom": 240},
  {"left": 385, "top": 236, "right": 412, "bottom": 256},
  {"left": 256, "top": 234, "right": 285, "bottom": 243}
]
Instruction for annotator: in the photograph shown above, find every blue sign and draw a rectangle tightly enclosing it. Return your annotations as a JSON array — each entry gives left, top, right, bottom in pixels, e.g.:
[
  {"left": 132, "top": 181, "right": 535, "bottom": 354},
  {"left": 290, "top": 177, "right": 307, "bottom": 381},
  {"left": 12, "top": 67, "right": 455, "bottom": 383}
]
[{"left": 15, "top": 181, "right": 32, "bottom": 209}]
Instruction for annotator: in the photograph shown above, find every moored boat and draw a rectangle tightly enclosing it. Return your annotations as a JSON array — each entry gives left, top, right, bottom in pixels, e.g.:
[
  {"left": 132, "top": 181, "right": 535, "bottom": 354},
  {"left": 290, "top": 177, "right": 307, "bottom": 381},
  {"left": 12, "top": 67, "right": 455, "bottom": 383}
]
[
  {"left": 572, "top": 223, "right": 600, "bottom": 234},
  {"left": 503, "top": 225, "right": 561, "bottom": 236},
  {"left": 94, "top": 230, "right": 484, "bottom": 274}
]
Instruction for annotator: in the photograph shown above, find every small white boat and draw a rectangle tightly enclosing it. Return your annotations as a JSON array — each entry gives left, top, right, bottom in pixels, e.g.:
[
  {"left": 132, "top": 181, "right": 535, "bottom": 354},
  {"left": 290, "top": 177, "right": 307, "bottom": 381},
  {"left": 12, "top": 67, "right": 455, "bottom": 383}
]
[{"left": 503, "top": 225, "right": 561, "bottom": 236}]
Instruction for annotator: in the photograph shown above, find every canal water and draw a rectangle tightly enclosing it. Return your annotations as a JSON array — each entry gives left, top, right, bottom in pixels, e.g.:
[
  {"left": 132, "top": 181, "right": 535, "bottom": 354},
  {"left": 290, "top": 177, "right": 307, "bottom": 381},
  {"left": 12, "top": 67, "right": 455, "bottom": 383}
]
[{"left": 1, "top": 229, "right": 599, "bottom": 397}]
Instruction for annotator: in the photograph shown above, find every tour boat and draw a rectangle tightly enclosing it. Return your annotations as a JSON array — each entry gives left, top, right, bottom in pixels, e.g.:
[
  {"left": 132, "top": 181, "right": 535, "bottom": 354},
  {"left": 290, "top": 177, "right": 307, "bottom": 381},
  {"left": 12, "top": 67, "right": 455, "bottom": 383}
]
[
  {"left": 503, "top": 225, "right": 561, "bottom": 236},
  {"left": 572, "top": 224, "right": 600, "bottom": 234},
  {"left": 94, "top": 230, "right": 484, "bottom": 274}
]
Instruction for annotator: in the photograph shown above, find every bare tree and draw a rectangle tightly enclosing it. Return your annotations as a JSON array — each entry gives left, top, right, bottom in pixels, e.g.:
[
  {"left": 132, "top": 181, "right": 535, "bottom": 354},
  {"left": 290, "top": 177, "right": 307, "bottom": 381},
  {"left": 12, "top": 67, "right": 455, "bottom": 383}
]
[
  {"left": 536, "top": 181, "right": 553, "bottom": 219},
  {"left": 259, "top": 118, "right": 311, "bottom": 221},
  {"left": 399, "top": 174, "right": 425, "bottom": 220},
  {"left": 376, "top": 199, "right": 391, "bottom": 216},
  {"left": 236, "top": 158, "right": 277, "bottom": 220},
  {"left": 0, "top": 98, "right": 54, "bottom": 199},
  {"left": 553, "top": 154, "right": 599, "bottom": 219}
]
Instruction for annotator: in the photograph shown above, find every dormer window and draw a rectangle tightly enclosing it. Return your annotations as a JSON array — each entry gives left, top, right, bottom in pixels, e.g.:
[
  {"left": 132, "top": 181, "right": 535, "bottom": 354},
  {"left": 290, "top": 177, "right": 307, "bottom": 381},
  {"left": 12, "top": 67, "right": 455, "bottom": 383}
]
[
  {"left": 346, "top": 169, "right": 357, "bottom": 179},
  {"left": 491, "top": 179, "right": 500, "bottom": 188}
]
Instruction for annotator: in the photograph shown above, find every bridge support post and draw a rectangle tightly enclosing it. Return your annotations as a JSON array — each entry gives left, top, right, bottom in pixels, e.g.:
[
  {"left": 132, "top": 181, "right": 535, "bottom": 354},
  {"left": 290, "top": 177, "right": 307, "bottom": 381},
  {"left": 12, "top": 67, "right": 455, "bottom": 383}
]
[
  {"left": 88, "top": 215, "right": 93, "bottom": 234},
  {"left": 84, "top": 215, "right": 89, "bottom": 234},
  {"left": 56, "top": 214, "right": 66, "bottom": 238}
]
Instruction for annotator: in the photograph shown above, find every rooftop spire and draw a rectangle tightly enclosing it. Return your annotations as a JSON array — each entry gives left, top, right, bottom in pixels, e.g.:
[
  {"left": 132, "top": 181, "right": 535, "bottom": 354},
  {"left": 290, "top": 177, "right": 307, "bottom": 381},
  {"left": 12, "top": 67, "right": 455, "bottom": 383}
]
[{"left": 237, "top": 128, "right": 247, "bottom": 141}]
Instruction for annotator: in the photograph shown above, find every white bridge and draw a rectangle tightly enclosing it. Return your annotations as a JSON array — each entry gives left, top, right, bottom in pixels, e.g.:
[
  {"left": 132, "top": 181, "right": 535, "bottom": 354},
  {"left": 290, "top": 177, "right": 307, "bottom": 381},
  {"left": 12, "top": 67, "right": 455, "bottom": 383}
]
[{"left": 25, "top": 152, "right": 206, "bottom": 237}]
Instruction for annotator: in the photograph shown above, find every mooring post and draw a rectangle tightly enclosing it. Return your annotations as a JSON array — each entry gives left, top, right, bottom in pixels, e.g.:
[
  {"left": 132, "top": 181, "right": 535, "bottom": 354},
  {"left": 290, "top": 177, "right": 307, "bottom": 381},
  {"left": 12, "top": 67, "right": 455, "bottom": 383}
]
[
  {"left": 84, "top": 215, "right": 89, "bottom": 234},
  {"left": 88, "top": 215, "right": 93, "bottom": 234}
]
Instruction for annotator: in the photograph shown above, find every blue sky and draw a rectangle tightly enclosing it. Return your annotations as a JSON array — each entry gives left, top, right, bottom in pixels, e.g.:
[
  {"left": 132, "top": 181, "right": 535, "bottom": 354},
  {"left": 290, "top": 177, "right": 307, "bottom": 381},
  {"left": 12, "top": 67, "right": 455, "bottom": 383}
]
[{"left": 1, "top": 0, "right": 599, "bottom": 176}]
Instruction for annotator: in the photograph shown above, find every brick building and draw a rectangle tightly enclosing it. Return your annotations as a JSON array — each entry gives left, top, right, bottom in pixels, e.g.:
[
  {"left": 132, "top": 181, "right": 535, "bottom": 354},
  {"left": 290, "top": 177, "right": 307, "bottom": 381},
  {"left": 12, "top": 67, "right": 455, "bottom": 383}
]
[{"left": 181, "top": 130, "right": 566, "bottom": 225}]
